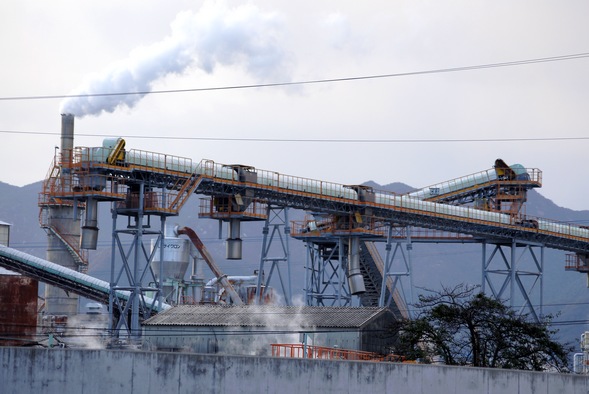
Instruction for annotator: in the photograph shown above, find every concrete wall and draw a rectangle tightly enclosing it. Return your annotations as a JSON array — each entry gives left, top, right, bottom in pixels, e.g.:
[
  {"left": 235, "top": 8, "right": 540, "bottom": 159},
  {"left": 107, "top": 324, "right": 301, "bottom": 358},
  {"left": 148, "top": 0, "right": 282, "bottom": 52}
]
[{"left": 2, "top": 347, "right": 588, "bottom": 394}]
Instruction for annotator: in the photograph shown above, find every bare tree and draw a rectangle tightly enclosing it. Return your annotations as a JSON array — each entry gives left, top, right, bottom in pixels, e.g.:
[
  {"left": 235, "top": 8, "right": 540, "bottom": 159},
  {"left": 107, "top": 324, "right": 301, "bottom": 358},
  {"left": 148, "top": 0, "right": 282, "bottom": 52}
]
[{"left": 391, "top": 284, "right": 572, "bottom": 372}]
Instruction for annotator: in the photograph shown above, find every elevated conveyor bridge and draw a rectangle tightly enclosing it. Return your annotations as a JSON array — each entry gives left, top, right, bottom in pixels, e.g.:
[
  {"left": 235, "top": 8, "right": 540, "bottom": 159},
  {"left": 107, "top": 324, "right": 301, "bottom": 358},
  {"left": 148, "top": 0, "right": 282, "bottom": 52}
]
[
  {"left": 38, "top": 141, "right": 589, "bottom": 328},
  {"left": 0, "top": 245, "right": 170, "bottom": 320},
  {"left": 41, "top": 145, "right": 589, "bottom": 254}
]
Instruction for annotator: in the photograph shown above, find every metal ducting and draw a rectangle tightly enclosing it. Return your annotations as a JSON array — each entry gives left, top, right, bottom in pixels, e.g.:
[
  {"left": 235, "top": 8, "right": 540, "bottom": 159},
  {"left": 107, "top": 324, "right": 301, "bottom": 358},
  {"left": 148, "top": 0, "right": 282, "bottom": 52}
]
[
  {"left": 226, "top": 218, "right": 242, "bottom": 260},
  {"left": 80, "top": 198, "right": 99, "bottom": 250},
  {"left": 347, "top": 237, "right": 366, "bottom": 295}
]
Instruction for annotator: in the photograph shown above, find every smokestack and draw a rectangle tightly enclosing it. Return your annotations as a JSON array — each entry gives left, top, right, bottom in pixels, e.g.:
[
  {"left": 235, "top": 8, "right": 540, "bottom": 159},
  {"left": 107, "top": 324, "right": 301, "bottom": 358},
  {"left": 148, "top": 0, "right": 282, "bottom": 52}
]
[
  {"left": 60, "top": 114, "right": 74, "bottom": 166},
  {"left": 44, "top": 113, "right": 81, "bottom": 319}
]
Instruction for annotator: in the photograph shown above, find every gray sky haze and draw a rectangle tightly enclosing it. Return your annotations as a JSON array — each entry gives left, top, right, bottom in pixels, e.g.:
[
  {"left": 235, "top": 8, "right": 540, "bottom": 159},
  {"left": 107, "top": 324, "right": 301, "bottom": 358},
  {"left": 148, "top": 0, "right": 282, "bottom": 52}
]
[{"left": 1, "top": 1, "right": 588, "bottom": 211}]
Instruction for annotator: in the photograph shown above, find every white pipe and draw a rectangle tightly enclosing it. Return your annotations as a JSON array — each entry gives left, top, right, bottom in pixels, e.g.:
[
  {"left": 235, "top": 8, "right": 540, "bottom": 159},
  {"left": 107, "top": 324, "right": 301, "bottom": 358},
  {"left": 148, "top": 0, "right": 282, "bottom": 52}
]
[
  {"left": 0, "top": 245, "right": 170, "bottom": 311},
  {"left": 205, "top": 275, "right": 259, "bottom": 287}
]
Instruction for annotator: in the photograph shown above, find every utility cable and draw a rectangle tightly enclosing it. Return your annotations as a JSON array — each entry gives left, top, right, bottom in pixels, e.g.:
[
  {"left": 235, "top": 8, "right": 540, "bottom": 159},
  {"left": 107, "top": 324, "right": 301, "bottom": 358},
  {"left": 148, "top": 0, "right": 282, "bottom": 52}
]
[
  {"left": 0, "top": 52, "right": 588, "bottom": 102},
  {"left": 0, "top": 129, "right": 588, "bottom": 144}
]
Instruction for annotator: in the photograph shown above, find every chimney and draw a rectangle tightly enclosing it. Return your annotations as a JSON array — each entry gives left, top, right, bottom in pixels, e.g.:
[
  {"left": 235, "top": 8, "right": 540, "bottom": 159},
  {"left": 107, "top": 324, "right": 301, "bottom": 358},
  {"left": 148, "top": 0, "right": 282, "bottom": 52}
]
[{"left": 60, "top": 113, "right": 75, "bottom": 166}]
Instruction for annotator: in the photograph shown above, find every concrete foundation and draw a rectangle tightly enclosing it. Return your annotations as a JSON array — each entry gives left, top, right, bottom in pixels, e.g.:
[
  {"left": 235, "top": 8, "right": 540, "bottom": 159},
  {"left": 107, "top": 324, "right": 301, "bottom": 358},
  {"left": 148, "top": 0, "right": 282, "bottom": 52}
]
[{"left": 2, "top": 347, "right": 588, "bottom": 394}]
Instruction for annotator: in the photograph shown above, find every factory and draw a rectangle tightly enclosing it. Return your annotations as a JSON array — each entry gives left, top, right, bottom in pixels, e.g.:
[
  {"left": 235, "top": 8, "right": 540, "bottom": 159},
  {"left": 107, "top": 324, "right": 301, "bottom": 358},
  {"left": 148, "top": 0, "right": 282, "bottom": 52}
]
[
  {"left": 2, "top": 113, "right": 589, "bottom": 367},
  {"left": 141, "top": 305, "right": 396, "bottom": 357}
]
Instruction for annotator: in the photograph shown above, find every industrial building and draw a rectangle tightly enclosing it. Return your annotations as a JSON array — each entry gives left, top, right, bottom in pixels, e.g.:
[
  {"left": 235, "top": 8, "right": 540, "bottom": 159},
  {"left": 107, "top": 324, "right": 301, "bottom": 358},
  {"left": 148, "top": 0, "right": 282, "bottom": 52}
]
[
  {"left": 141, "top": 305, "right": 396, "bottom": 356},
  {"left": 2, "top": 113, "right": 589, "bottom": 373}
]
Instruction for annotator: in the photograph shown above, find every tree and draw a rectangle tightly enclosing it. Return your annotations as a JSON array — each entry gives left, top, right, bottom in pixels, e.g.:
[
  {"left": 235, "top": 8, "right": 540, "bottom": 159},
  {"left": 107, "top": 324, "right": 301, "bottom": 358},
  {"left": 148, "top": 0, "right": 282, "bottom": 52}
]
[{"left": 391, "top": 284, "right": 572, "bottom": 372}]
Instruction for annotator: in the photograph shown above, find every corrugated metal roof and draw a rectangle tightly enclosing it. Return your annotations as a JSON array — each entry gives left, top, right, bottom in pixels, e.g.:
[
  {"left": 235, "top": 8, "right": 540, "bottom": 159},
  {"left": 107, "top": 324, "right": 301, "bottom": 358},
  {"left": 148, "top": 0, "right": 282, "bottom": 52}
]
[{"left": 142, "top": 305, "right": 390, "bottom": 328}]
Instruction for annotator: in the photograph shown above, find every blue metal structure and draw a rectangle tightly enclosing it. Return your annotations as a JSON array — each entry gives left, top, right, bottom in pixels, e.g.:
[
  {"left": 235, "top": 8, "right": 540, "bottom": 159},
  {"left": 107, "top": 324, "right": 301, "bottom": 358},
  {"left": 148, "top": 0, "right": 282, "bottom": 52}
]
[{"left": 36, "top": 118, "right": 589, "bottom": 335}]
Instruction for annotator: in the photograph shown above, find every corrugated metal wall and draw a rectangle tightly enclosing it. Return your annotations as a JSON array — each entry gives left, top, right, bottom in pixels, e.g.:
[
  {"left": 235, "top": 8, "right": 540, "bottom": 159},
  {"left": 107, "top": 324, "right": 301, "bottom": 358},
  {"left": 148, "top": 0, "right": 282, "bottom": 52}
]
[{"left": 0, "top": 275, "right": 38, "bottom": 346}]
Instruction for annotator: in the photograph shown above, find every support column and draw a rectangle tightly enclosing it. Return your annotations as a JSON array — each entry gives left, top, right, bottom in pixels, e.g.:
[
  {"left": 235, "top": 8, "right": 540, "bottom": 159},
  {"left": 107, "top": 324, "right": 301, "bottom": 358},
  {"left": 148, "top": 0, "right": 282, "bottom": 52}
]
[
  {"left": 255, "top": 206, "right": 292, "bottom": 305},
  {"left": 108, "top": 182, "right": 165, "bottom": 340},
  {"left": 482, "top": 240, "right": 544, "bottom": 322},
  {"left": 379, "top": 225, "right": 413, "bottom": 318}
]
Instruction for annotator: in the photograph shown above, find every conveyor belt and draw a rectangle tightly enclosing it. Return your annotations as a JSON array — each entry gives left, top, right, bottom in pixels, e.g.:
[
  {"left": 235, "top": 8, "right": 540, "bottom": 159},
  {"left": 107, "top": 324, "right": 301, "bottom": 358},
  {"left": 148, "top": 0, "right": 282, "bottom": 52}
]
[
  {"left": 0, "top": 245, "right": 170, "bottom": 317},
  {"left": 47, "top": 149, "right": 589, "bottom": 254},
  {"left": 194, "top": 175, "right": 589, "bottom": 254}
]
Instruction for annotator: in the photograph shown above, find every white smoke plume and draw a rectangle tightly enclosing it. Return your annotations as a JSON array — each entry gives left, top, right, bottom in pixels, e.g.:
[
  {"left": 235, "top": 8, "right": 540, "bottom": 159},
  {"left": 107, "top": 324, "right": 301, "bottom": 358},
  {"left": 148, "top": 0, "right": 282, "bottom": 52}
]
[{"left": 60, "top": 2, "right": 289, "bottom": 117}]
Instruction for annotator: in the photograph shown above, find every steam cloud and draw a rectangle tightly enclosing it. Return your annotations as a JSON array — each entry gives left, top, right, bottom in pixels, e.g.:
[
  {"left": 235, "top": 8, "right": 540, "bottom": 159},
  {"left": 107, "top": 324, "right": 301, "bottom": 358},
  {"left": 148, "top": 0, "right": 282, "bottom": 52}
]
[{"left": 60, "top": 2, "right": 289, "bottom": 117}]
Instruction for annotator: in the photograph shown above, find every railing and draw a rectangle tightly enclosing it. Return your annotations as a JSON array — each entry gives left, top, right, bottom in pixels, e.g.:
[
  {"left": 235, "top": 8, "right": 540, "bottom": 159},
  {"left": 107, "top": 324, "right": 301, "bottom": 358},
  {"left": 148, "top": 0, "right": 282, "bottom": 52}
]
[
  {"left": 199, "top": 197, "right": 268, "bottom": 220},
  {"left": 74, "top": 146, "right": 195, "bottom": 174},
  {"left": 196, "top": 159, "right": 359, "bottom": 202},
  {"left": 291, "top": 217, "right": 480, "bottom": 241},
  {"left": 270, "top": 343, "right": 404, "bottom": 362},
  {"left": 565, "top": 253, "right": 589, "bottom": 272},
  {"left": 408, "top": 167, "right": 542, "bottom": 201}
]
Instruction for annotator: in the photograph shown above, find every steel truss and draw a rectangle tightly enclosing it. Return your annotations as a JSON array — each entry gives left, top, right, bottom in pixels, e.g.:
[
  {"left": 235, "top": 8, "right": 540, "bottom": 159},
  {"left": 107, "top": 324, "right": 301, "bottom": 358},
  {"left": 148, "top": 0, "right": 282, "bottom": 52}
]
[
  {"left": 108, "top": 182, "right": 166, "bottom": 339},
  {"left": 379, "top": 225, "right": 414, "bottom": 317},
  {"left": 304, "top": 238, "right": 353, "bottom": 306},
  {"left": 255, "top": 206, "right": 292, "bottom": 305},
  {"left": 482, "top": 240, "right": 544, "bottom": 322}
]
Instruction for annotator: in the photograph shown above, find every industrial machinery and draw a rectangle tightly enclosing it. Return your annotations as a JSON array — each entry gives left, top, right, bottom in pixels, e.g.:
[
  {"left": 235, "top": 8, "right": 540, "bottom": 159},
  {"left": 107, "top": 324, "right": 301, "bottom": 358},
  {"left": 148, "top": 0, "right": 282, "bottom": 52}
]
[{"left": 28, "top": 114, "right": 589, "bottom": 338}]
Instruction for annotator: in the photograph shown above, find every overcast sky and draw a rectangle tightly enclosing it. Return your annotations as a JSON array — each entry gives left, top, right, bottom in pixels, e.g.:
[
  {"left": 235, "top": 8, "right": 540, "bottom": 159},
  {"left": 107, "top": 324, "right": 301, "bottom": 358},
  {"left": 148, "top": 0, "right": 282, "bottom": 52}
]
[{"left": 1, "top": 1, "right": 588, "bottom": 211}]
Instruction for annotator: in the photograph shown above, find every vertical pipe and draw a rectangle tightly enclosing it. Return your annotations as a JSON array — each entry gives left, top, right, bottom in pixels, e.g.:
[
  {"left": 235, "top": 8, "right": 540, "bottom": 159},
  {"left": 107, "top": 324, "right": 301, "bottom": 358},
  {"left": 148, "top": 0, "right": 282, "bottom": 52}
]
[
  {"left": 81, "top": 198, "right": 99, "bottom": 249},
  {"left": 284, "top": 208, "right": 292, "bottom": 305},
  {"left": 226, "top": 218, "right": 242, "bottom": 259},
  {"left": 347, "top": 236, "right": 366, "bottom": 296},
  {"left": 510, "top": 239, "right": 516, "bottom": 308},
  {"left": 481, "top": 241, "right": 487, "bottom": 293},
  {"left": 406, "top": 227, "right": 414, "bottom": 313},
  {"left": 255, "top": 206, "right": 271, "bottom": 305},
  {"left": 304, "top": 241, "right": 311, "bottom": 305},
  {"left": 158, "top": 216, "right": 165, "bottom": 309},
  {"left": 108, "top": 205, "right": 117, "bottom": 334},
  {"left": 131, "top": 182, "right": 145, "bottom": 339},
  {"left": 338, "top": 238, "right": 344, "bottom": 305},
  {"left": 540, "top": 246, "right": 544, "bottom": 318},
  {"left": 379, "top": 225, "right": 393, "bottom": 307}
]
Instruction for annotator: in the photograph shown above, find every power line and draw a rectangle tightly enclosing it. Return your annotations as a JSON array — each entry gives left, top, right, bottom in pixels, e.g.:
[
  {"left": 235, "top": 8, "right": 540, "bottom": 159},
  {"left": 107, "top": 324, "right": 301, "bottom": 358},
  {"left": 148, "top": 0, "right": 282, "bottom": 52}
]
[
  {"left": 0, "top": 129, "right": 588, "bottom": 144},
  {"left": 1, "top": 52, "right": 588, "bottom": 102}
]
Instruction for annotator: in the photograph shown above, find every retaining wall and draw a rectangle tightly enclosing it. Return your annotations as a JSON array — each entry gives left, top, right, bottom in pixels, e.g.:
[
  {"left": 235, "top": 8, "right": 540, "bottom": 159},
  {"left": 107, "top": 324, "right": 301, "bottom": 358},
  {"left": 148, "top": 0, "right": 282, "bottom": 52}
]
[{"left": 1, "top": 347, "right": 588, "bottom": 393}]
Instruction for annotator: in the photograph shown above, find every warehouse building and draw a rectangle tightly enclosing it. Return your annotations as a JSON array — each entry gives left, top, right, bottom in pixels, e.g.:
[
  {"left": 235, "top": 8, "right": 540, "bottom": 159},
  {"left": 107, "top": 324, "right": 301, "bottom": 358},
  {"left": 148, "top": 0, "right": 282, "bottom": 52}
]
[{"left": 141, "top": 305, "right": 396, "bottom": 356}]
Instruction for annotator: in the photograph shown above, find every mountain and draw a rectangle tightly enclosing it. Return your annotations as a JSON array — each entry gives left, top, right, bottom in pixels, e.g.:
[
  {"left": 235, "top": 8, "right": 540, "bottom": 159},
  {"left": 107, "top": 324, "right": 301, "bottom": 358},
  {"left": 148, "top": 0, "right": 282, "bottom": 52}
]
[{"left": 1, "top": 180, "right": 588, "bottom": 352}]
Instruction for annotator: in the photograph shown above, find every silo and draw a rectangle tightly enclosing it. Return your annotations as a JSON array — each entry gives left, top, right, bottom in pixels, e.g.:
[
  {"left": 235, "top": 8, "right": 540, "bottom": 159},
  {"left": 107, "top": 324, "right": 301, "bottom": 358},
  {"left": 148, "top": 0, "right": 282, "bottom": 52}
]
[{"left": 150, "top": 225, "right": 191, "bottom": 303}]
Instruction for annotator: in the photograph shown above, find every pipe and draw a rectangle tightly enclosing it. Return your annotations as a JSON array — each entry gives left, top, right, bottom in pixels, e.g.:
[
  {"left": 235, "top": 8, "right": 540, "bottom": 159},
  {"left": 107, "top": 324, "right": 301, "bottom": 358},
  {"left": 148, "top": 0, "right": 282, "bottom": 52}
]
[
  {"left": 347, "top": 237, "right": 366, "bottom": 295},
  {"left": 0, "top": 244, "right": 171, "bottom": 313},
  {"left": 176, "top": 226, "right": 244, "bottom": 305},
  {"left": 226, "top": 218, "right": 242, "bottom": 259},
  {"left": 80, "top": 198, "right": 99, "bottom": 249},
  {"left": 205, "top": 275, "right": 258, "bottom": 287}
]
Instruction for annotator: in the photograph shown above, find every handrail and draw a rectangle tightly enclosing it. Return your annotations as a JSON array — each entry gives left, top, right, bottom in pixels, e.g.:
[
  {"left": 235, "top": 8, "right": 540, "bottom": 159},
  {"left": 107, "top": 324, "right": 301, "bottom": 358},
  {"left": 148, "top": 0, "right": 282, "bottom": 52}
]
[{"left": 270, "top": 343, "right": 404, "bottom": 362}]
